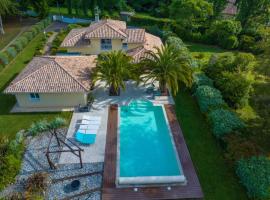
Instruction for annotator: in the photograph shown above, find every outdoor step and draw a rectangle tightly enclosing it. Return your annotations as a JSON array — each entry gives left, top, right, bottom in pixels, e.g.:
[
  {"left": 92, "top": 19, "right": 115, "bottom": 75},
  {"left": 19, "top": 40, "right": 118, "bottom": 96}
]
[
  {"left": 50, "top": 162, "right": 103, "bottom": 181},
  {"left": 47, "top": 173, "right": 102, "bottom": 200}
]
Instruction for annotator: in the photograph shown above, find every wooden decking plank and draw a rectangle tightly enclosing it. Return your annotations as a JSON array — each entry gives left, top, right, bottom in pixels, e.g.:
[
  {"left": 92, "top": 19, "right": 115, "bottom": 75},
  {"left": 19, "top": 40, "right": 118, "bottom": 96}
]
[{"left": 102, "top": 104, "right": 203, "bottom": 200}]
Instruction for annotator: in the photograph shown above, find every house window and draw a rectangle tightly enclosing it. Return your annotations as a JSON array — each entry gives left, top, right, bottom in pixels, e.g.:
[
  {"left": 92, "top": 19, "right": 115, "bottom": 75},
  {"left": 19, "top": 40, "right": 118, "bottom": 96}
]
[
  {"left": 101, "top": 39, "right": 112, "bottom": 50},
  {"left": 122, "top": 43, "right": 128, "bottom": 50},
  {"left": 30, "top": 93, "right": 40, "bottom": 102}
]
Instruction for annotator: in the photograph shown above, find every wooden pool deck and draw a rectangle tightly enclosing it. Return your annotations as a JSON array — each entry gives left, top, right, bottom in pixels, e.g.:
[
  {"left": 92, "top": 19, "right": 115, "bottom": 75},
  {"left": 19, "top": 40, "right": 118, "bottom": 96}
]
[{"left": 102, "top": 104, "right": 203, "bottom": 200}]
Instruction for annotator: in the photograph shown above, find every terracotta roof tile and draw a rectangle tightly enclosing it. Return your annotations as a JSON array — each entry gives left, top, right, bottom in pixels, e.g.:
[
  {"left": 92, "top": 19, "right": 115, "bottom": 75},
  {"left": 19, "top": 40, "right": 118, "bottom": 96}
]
[
  {"left": 123, "top": 29, "right": 145, "bottom": 43},
  {"left": 4, "top": 56, "right": 97, "bottom": 93}
]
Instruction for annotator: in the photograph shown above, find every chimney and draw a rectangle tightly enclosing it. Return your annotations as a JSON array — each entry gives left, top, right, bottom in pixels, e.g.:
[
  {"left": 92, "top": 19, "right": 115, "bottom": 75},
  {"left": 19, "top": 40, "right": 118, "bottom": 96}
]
[{"left": 94, "top": 6, "right": 100, "bottom": 22}]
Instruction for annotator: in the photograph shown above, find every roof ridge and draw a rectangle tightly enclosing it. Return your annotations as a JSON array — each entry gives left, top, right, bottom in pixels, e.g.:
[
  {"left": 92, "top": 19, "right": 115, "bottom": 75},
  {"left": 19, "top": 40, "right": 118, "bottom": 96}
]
[
  {"left": 62, "top": 28, "right": 87, "bottom": 46},
  {"left": 53, "top": 58, "right": 89, "bottom": 92},
  {"left": 105, "top": 23, "right": 127, "bottom": 37},
  {"left": 7, "top": 57, "right": 55, "bottom": 90}
]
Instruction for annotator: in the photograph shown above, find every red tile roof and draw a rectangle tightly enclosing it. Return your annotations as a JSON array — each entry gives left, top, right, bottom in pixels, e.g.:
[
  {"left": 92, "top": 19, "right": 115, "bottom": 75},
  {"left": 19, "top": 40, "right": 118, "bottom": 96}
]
[{"left": 4, "top": 56, "right": 97, "bottom": 93}]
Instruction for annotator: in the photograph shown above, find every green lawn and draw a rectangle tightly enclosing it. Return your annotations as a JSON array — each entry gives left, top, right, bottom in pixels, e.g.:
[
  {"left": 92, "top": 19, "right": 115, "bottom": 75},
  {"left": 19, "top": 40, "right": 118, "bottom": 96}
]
[
  {"left": 174, "top": 90, "right": 247, "bottom": 200},
  {"left": 50, "top": 7, "right": 92, "bottom": 18},
  {"left": 0, "top": 33, "right": 72, "bottom": 139}
]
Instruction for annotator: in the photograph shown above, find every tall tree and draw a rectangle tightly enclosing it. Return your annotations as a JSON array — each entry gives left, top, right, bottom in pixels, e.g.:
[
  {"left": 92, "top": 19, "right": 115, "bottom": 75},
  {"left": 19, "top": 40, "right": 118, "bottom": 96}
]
[
  {"left": 140, "top": 44, "right": 193, "bottom": 95},
  {"left": 236, "top": 0, "right": 270, "bottom": 27},
  {"left": 208, "top": 0, "right": 227, "bottom": 17},
  {"left": 92, "top": 51, "right": 136, "bottom": 96},
  {"left": 170, "top": 0, "right": 213, "bottom": 32},
  {"left": 0, "top": 0, "right": 15, "bottom": 34},
  {"left": 66, "top": 0, "right": 72, "bottom": 15}
]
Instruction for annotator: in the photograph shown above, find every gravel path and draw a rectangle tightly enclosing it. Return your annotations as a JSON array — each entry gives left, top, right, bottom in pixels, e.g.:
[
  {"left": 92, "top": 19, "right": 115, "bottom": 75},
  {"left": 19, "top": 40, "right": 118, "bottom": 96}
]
[{"left": 1, "top": 129, "right": 103, "bottom": 200}]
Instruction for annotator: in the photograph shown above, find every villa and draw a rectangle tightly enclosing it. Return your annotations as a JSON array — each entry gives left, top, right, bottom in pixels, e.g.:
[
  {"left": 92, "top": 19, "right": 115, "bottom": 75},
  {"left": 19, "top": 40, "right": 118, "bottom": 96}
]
[
  {"left": 60, "top": 19, "right": 162, "bottom": 59},
  {"left": 3, "top": 19, "right": 203, "bottom": 199},
  {"left": 4, "top": 19, "right": 162, "bottom": 111}
]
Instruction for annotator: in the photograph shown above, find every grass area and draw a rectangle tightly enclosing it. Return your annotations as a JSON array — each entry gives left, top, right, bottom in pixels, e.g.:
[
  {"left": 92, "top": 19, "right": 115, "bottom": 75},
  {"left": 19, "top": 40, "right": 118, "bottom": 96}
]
[
  {"left": 186, "top": 42, "right": 226, "bottom": 53},
  {"left": 50, "top": 7, "right": 92, "bottom": 18},
  {"left": 0, "top": 33, "right": 72, "bottom": 139},
  {"left": 174, "top": 90, "right": 247, "bottom": 200}
]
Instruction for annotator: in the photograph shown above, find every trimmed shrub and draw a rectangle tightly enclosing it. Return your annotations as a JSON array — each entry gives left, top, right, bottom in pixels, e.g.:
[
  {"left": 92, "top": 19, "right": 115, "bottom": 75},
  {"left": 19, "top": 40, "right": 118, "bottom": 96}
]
[
  {"left": 193, "top": 73, "right": 213, "bottom": 89},
  {"left": 236, "top": 156, "right": 270, "bottom": 199},
  {"left": 30, "top": 26, "right": 38, "bottom": 36},
  {"left": 6, "top": 47, "right": 17, "bottom": 59},
  {"left": 23, "top": 31, "right": 34, "bottom": 41},
  {"left": 215, "top": 72, "right": 252, "bottom": 108},
  {"left": 195, "top": 85, "right": 226, "bottom": 113},
  {"left": 166, "top": 36, "right": 187, "bottom": 51},
  {"left": 18, "top": 36, "right": 28, "bottom": 47},
  {"left": 0, "top": 52, "right": 9, "bottom": 66},
  {"left": 208, "top": 108, "right": 245, "bottom": 138},
  {"left": 11, "top": 40, "right": 23, "bottom": 52}
]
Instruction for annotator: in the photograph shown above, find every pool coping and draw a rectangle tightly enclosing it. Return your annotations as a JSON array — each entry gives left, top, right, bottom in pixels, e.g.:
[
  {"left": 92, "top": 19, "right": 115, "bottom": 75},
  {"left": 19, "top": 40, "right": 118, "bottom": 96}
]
[
  {"left": 102, "top": 104, "right": 203, "bottom": 200},
  {"left": 116, "top": 102, "right": 186, "bottom": 186}
]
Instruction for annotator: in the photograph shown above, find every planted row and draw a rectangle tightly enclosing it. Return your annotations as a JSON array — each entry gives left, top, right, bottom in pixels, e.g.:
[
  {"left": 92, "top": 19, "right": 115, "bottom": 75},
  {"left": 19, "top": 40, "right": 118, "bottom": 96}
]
[
  {"left": 0, "top": 17, "right": 52, "bottom": 71},
  {"left": 193, "top": 73, "right": 245, "bottom": 138}
]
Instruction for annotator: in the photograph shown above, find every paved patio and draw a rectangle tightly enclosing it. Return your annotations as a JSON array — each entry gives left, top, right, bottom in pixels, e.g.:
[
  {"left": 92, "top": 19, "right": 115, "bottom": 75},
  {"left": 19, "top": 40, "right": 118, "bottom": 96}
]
[{"left": 59, "top": 81, "right": 174, "bottom": 165}]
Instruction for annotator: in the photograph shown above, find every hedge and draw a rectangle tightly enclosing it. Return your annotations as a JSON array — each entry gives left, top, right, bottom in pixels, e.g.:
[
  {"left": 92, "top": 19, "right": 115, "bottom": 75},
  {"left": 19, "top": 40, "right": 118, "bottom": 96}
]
[
  {"left": 0, "top": 52, "right": 9, "bottom": 66},
  {"left": 0, "top": 16, "right": 52, "bottom": 65},
  {"left": 194, "top": 85, "right": 226, "bottom": 113},
  {"left": 21, "top": 31, "right": 34, "bottom": 41},
  {"left": 236, "top": 156, "right": 270, "bottom": 199},
  {"left": 129, "top": 14, "right": 173, "bottom": 28},
  {"left": 208, "top": 108, "right": 245, "bottom": 138},
  {"left": 6, "top": 47, "right": 17, "bottom": 59},
  {"left": 11, "top": 40, "right": 23, "bottom": 52},
  {"left": 193, "top": 73, "right": 213, "bottom": 89}
]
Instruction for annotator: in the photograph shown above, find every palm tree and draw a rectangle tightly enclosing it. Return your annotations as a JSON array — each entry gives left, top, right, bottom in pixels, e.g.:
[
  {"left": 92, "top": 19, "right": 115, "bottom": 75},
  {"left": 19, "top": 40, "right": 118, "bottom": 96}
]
[
  {"left": 0, "top": 0, "right": 15, "bottom": 34},
  {"left": 140, "top": 44, "right": 193, "bottom": 95},
  {"left": 92, "top": 51, "right": 136, "bottom": 96}
]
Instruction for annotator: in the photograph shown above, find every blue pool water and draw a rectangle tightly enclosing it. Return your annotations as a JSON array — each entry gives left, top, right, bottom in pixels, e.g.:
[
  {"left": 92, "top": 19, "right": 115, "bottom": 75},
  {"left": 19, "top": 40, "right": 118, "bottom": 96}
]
[{"left": 119, "top": 100, "right": 183, "bottom": 178}]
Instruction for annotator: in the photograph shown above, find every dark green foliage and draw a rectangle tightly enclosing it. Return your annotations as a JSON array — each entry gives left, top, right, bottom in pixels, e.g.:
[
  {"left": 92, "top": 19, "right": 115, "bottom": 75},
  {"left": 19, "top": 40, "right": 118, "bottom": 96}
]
[
  {"left": 0, "top": 133, "right": 24, "bottom": 190},
  {"left": 170, "top": 0, "right": 213, "bottom": 41},
  {"left": 6, "top": 47, "right": 17, "bottom": 59},
  {"left": 144, "top": 25, "right": 163, "bottom": 38},
  {"left": 205, "top": 53, "right": 255, "bottom": 108},
  {"left": 208, "top": 0, "right": 227, "bottom": 17},
  {"left": 236, "top": 0, "right": 270, "bottom": 27},
  {"left": 215, "top": 72, "right": 252, "bottom": 108},
  {"left": 11, "top": 40, "right": 23, "bottom": 52},
  {"left": 22, "top": 32, "right": 34, "bottom": 41},
  {"left": 0, "top": 52, "right": 9, "bottom": 66},
  {"left": 239, "top": 35, "right": 256, "bottom": 52},
  {"left": 208, "top": 108, "right": 245, "bottom": 138},
  {"left": 195, "top": 85, "right": 226, "bottom": 113},
  {"left": 166, "top": 36, "right": 187, "bottom": 51},
  {"left": 193, "top": 73, "right": 213, "bottom": 89},
  {"left": 129, "top": 14, "right": 173, "bottom": 29},
  {"left": 236, "top": 156, "right": 270, "bottom": 199},
  {"left": 207, "top": 19, "right": 242, "bottom": 49},
  {"left": 18, "top": 36, "right": 29, "bottom": 48}
]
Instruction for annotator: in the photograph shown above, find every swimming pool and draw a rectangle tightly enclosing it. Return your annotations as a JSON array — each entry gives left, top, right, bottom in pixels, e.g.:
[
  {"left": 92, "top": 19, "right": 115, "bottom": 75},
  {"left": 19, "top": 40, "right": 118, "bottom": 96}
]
[{"left": 117, "top": 100, "right": 186, "bottom": 185}]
